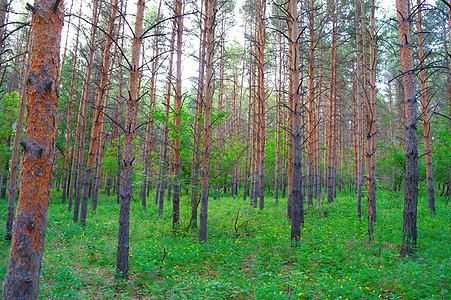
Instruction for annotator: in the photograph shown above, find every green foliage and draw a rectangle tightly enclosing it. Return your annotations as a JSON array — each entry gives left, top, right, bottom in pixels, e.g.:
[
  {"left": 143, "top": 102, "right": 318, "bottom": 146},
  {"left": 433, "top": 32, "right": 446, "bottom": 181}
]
[{"left": 0, "top": 189, "right": 449, "bottom": 299}]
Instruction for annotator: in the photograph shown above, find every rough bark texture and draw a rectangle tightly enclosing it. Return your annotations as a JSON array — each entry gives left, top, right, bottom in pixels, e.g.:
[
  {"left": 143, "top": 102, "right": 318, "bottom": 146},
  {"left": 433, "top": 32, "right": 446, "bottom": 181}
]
[
  {"left": 199, "top": 0, "right": 217, "bottom": 242},
  {"left": 287, "top": 0, "right": 304, "bottom": 241},
  {"left": 117, "top": 0, "right": 145, "bottom": 279},
  {"left": 396, "top": 0, "right": 419, "bottom": 257},
  {"left": 416, "top": 0, "right": 435, "bottom": 213},
  {"left": 2, "top": 1, "right": 64, "bottom": 298}
]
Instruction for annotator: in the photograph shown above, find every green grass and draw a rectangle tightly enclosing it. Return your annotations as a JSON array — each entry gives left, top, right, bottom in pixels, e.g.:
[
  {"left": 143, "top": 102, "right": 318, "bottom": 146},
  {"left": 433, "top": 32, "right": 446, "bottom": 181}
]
[{"left": 0, "top": 189, "right": 449, "bottom": 299}]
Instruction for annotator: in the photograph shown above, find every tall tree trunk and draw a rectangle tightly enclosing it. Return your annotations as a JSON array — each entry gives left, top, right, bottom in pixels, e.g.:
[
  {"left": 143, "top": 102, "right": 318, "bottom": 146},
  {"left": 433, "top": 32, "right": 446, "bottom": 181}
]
[
  {"left": 416, "top": 0, "right": 435, "bottom": 213},
  {"left": 190, "top": 0, "right": 207, "bottom": 228},
  {"left": 199, "top": 0, "right": 217, "bottom": 242},
  {"left": 61, "top": 10, "right": 81, "bottom": 205},
  {"left": 5, "top": 29, "right": 31, "bottom": 241},
  {"left": 80, "top": 0, "right": 118, "bottom": 226},
  {"left": 287, "top": 0, "right": 304, "bottom": 241},
  {"left": 141, "top": 0, "right": 161, "bottom": 209},
  {"left": 327, "top": 0, "right": 337, "bottom": 204},
  {"left": 115, "top": 0, "right": 127, "bottom": 205},
  {"left": 157, "top": 16, "right": 176, "bottom": 215},
  {"left": 172, "top": 0, "right": 184, "bottom": 230},
  {"left": 73, "top": 0, "right": 100, "bottom": 223},
  {"left": 117, "top": 0, "right": 145, "bottom": 279},
  {"left": 396, "top": 0, "right": 419, "bottom": 257},
  {"left": 256, "top": 0, "right": 266, "bottom": 210},
  {"left": 307, "top": 0, "right": 315, "bottom": 208},
  {"left": 366, "top": 0, "right": 377, "bottom": 241},
  {"left": 2, "top": 1, "right": 64, "bottom": 297}
]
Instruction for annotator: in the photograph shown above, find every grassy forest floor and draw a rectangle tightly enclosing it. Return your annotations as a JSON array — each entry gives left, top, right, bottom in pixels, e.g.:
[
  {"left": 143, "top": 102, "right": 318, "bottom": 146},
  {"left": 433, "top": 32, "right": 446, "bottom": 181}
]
[{"left": 0, "top": 189, "right": 450, "bottom": 299}]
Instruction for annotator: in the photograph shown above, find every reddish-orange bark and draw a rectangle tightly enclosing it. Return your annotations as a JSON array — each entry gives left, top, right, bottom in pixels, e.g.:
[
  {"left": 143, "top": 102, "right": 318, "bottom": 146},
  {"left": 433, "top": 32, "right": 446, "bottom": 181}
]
[{"left": 2, "top": 1, "right": 64, "bottom": 297}]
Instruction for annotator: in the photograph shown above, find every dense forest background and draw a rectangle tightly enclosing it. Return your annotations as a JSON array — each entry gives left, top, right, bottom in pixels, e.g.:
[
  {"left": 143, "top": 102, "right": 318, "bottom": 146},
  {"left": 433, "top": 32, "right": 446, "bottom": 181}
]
[{"left": 0, "top": 0, "right": 450, "bottom": 298}]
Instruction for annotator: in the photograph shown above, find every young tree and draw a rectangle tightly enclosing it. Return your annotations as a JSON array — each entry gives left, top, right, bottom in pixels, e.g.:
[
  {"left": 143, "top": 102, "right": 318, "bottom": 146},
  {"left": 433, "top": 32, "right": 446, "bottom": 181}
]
[
  {"left": 2, "top": 0, "right": 64, "bottom": 297},
  {"left": 396, "top": 0, "right": 419, "bottom": 257},
  {"left": 116, "top": 0, "right": 145, "bottom": 279}
]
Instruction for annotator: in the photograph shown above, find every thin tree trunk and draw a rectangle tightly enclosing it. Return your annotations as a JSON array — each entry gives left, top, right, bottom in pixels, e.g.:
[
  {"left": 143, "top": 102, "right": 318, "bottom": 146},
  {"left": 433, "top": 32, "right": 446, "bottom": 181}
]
[
  {"left": 287, "top": 0, "right": 304, "bottom": 241},
  {"left": 116, "top": 0, "right": 145, "bottom": 279},
  {"left": 396, "top": 0, "right": 419, "bottom": 257},
  {"left": 256, "top": 0, "right": 266, "bottom": 210},
  {"left": 416, "top": 0, "right": 435, "bottom": 213},
  {"left": 157, "top": 15, "right": 176, "bottom": 215},
  {"left": 199, "top": 0, "right": 217, "bottom": 242},
  {"left": 2, "top": 1, "right": 64, "bottom": 297},
  {"left": 80, "top": 0, "right": 118, "bottom": 226},
  {"left": 73, "top": 0, "right": 100, "bottom": 222},
  {"left": 307, "top": 0, "right": 315, "bottom": 208},
  {"left": 172, "top": 0, "right": 184, "bottom": 230},
  {"left": 6, "top": 28, "right": 31, "bottom": 241},
  {"left": 141, "top": 1, "right": 162, "bottom": 208}
]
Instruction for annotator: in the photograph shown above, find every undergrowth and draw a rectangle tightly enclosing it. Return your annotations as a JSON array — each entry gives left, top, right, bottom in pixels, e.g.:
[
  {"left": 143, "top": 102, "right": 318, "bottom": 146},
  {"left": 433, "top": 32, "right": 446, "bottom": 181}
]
[{"left": 0, "top": 189, "right": 449, "bottom": 299}]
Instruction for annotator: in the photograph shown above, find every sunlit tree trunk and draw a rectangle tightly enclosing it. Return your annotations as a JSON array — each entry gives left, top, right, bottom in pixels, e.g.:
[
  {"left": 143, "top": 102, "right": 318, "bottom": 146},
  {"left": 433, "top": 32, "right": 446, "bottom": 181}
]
[
  {"left": 199, "top": 0, "right": 217, "bottom": 242},
  {"left": 396, "top": 0, "right": 419, "bottom": 257},
  {"left": 117, "top": 0, "right": 145, "bottom": 279},
  {"left": 2, "top": 1, "right": 64, "bottom": 297},
  {"left": 416, "top": 0, "right": 435, "bottom": 213}
]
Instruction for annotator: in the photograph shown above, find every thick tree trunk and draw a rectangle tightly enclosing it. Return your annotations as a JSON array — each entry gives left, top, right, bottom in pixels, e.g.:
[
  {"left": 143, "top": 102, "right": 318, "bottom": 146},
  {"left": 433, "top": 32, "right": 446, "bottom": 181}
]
[
  {"left": 117, "top": 0, "right": 145, "bottom": 279},
  {"left": 396, "top": 0, "right": 419, "bottom": 257},
  {"left": 199, "top": 0, "right": 217, "bottom": 242},
  {"left": 2, "top": 1, "right": 64, "bottom": 297},
  {"left": 416, "top": 0, "right": 435, "bottom": 213}
]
